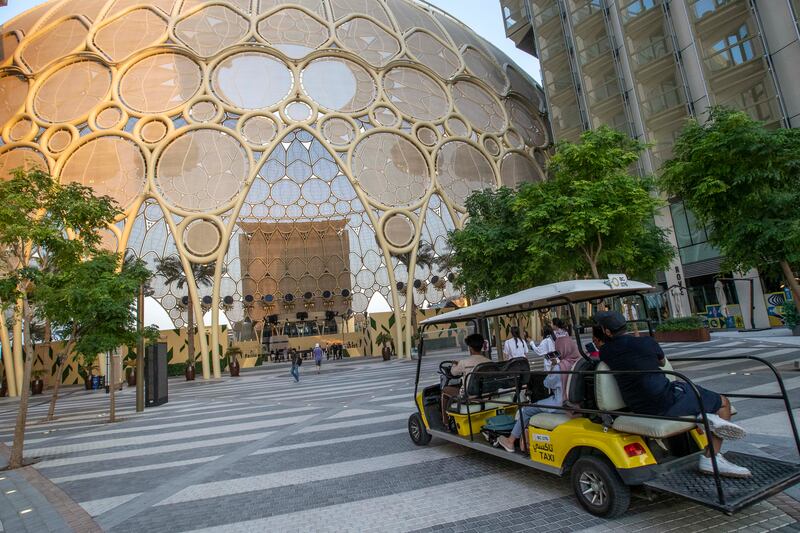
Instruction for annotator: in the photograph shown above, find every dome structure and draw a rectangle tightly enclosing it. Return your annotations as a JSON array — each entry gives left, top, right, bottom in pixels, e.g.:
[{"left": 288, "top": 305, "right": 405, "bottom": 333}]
[{"left": 0, "top": 0, "right": 550, "bottom": 372}]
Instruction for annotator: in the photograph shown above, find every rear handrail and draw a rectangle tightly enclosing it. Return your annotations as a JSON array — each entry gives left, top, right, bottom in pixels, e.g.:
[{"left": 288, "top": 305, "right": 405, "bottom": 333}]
[{"left": 463, "top": 364, "right": 800, "bottom": 507}]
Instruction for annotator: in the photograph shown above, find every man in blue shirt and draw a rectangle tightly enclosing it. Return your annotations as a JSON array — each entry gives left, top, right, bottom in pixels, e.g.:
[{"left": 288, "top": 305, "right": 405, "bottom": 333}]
[{"left": 595, "top": 311, "right": 750, "bottom": 478}]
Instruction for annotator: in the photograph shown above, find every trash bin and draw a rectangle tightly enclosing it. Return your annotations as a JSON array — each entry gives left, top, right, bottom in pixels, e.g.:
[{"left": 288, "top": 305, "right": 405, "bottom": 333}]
[{"left": 145, "top": 342, "right": 168, "bottom": 407}]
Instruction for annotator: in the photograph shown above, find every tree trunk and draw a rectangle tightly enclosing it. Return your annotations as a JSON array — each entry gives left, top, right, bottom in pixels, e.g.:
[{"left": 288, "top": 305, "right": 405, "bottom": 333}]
[
  {"left": 589, "top": 260, "right": 600, "bottom": 279},
  {"left": 109, "top": 352, "right": 116, "bottom": 423},
  {"left": 44, "top": 339, "right": 74, "bottom": 422},
  {"left": 780, "top": 260, "right": 800, "bottom": 314},
  {"left": 9, "top": 297, "right": 35, "bottom": 469},
  {"left": 186, "top": 297, "right": 195, "bottom": 369}
]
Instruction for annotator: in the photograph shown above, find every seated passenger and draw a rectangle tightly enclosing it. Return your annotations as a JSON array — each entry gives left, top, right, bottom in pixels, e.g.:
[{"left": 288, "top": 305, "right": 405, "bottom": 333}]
[
  {"left": 594, "top": 311, "right": 750, "bottom": 478},
  {"left": 497, "top": 334, "right": 582, "bottom": 453},
  {"left": 441, "top": 333, "right": 490, "bottom": 425}
]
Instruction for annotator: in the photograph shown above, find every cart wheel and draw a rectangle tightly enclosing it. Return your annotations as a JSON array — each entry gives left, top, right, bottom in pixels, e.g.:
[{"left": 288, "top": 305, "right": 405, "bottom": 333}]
[
  {"left": 408, "top": 413, "right": 431, "bottom": 446},
  {"left": 571, "top": 455, "right": 630, "bottom": 518}
]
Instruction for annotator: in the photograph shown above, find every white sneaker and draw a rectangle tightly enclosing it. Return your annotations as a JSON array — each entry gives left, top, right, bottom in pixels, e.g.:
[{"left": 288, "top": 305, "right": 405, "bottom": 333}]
[
  {"left": 698, "top": 454, "right": 751, "bottom": 478},
  {"left": 701, "top": 414, "right": 747, "bottom": 440}
]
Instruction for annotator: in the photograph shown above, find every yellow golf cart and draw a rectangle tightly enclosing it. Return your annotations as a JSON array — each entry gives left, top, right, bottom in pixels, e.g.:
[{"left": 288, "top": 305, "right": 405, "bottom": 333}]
[{"left": 408, "top": 280, "right": 800, "bottom": 518}]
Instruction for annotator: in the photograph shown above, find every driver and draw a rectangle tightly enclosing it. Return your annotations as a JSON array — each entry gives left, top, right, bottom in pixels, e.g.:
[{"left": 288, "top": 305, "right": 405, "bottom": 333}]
[
  {"left": 441, "top": 333, "right": 489, "bottom": 425},
  {"left": 594, "top": 311, "right": 750, "bottom": 478}
]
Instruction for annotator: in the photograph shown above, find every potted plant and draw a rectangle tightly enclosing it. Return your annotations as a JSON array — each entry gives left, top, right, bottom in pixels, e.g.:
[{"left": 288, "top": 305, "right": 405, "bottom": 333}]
[
  {"left": 375, "top": 332, "right": 393, "bottom": 360},
  {"left": 783, "top": 300, "right": 800, "bottom": 336},
  {"left": 226, "top": 346, "right": 242, "bottom": 377},
  {"left": 31, "top": 369, "right": 45, "bottom": 395},
  {"left": 654, "top": 316, "right": 710, "bottom": 342}
]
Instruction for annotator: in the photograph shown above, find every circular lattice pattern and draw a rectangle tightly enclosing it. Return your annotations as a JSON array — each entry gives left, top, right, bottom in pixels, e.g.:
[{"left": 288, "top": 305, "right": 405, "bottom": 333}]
[
  {"left": 156, "top": 128, "right": 249, "bottom": 211},
  {"left": 211, "top": 52, "right": 293, "bottom": 110},
  {"left": 352, "top": 132, "right": 430, "bottom": 207},
  {"left": 240, "top": 115, "right": 277, "bottom": 146},
  {"left": 301, "top": 57, "right": 376, "bottom": 113},
  {"left": 0, "top": 146, "right": 48, "bottom": 181},
  {"left": 119, "top": 53, "right": 202, "bottom": 114},
  {"left": 60, "top": 135, "right": 146, "bottom": 208},
  {"left": 436, "top": 141, "right": 495, "bottom": 207},
  {"left": 34, "top": 60, "right": 112, "bottom": 123},
  {"left": 184, "top": 218, "right": 222, "bottom": 257},
  {"left": 0, "top": 0, "right": 551, "bottom": 349},
  {"left": 383, "top": 67, "right": 448, "bottom": 121},
  {"left": 451, "top": 80, "right": 506, "bottom": 134}
]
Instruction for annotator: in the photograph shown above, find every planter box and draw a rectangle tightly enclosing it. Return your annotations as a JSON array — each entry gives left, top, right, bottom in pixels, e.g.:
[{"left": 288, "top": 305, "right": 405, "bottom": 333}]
[{"left": 654, "top": 328, "right": 711, "bottom": 343}]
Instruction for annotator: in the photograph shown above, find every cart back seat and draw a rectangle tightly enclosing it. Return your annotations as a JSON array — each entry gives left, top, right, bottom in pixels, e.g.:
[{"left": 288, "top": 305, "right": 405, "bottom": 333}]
[
  {"left": 527, "top": 357, "right": 592, "bottom": 431},
  {"left": 595, "top": 360, "right": 696, "bottom": 438},
  {"left": 449, "top": 359, "right": 530, "bottom": 414}
]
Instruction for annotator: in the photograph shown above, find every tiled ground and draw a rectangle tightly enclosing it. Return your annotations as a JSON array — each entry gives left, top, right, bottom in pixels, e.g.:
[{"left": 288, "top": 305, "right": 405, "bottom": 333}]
[{"left": 1, "top": 338, "right": 799, "bottom": 532}]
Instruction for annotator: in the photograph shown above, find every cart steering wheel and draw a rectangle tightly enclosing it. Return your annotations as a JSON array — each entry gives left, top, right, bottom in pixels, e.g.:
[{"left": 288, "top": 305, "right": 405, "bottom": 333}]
[{"left": 439, "top": 360, "right": 458, "bottom": 380}]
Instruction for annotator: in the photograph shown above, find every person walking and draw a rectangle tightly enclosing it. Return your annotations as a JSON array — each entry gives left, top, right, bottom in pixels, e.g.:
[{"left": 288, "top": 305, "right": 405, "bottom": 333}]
[
  {"left": 313, "top": 343, "right": 324, "bottom": 374},
  {"left": 502, "top": 326, "right": 528, "bottom": 360},
  {"left": 290, "top": 349, "right": 301, "bottom": 382}
]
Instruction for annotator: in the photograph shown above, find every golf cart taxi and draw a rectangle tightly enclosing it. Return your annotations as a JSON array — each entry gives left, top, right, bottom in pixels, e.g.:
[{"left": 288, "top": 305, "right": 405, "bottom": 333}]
[{"left": 408, "top": 279, "right": 800, "bottom": 518}]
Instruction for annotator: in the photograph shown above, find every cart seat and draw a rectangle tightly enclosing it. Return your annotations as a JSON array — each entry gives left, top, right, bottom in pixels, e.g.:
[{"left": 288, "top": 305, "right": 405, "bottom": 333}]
[
  {"left": 528, "top": 412, "right": 572, "bottom": 431},
  {"left": 596, "top": 361, "right": 695, "bottom": 439},
  {"left": 448, "top": 392, "right": 516, "bottom": 414}
]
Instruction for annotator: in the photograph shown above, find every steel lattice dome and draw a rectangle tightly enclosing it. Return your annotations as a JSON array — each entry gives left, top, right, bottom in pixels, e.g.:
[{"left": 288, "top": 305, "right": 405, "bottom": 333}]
[{"left": 0, "top": 0, "right": 550, "bottom": 359}]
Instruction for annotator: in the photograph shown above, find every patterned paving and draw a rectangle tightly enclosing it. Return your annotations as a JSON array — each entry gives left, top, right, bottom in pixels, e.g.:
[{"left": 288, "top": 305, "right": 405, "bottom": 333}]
[{"left": 1, "top": 339, "right": 799, "bottom": 532}]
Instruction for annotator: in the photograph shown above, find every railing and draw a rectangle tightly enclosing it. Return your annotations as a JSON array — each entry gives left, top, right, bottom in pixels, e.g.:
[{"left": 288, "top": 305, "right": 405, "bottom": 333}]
[
  {"left": 534, "top": 2, "right": 561, "bottom": 26},
  {"left": 571, "top": 0, "right": 604, "bottom": 26},
  {"left": 631, "top": 37, "right": 671, "bottom": 68},
  {"left": 641, "top": 85, "right": 684, "bottom": 117},
  {"left": 578, "top": 37, "right": 611, "bottom": 65},
  {"left": 621, "top": 0, "right": 660, "bottom": 24},
  {"left": 587, "top": 78, "right": 621, "bottom": 104},
  {"left": 540, "top": 40, "right": 567, "bottom": 61}
]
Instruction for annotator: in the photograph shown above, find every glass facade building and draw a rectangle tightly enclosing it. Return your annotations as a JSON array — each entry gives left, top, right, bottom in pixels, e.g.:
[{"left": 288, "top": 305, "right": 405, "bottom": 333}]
[
  {"left": 500, "top": 0, "right": 800, "bottom": 323},
  {"left": 0, "top": 0, "right": 550, "bottom": 376}
]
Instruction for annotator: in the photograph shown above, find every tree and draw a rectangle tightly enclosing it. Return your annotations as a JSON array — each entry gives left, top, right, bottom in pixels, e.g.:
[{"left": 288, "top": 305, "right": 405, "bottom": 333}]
[
  {"left": 446, "top": 187, "right": 544, "bottom": 300},
  {"left": 0, "top": 169, "right": 119, "bottom": 469},
  {"left": 393, "top": 241, "right": 437, "bottom": 339},
  {"left": 154, "top": 256, "right": 216, "bottom": 378},
  {"left": 515, "top": 126, "right": 673, "bottom": 280},
  {"left": 37, "top": 252, "right": 153, "bottom": 421},
  {"left": 661, "top": 106, "right": 800, "bottom": 313}
]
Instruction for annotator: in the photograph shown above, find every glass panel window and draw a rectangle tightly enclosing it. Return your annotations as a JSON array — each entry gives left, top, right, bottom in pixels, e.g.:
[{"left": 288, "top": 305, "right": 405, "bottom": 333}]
[
  {"left": 691, "top": 0, "right": 731, "bottom": 20},
  {"left": 669, "top": 201, "right": 720, "bottom": 264},
  {"left": 621, "top": 0, "right": 658, "bottom": 23},
  {"left": 706, "top": 24, "right": 756, "bottom": 71}
]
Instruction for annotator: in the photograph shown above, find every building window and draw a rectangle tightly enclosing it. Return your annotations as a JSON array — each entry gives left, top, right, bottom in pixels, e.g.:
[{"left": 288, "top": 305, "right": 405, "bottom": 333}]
[
  {"left": 621, "top": 0, "right": 658, "bottom": 23},
  {"left": 669, "top": 201, "right": 719, "bottom": 264},
  {"left": 707, "top": 24, "right": 755, "bottom": 71},
  {"left": 691, "top": 0, "right": 731, "bottom": 20}
]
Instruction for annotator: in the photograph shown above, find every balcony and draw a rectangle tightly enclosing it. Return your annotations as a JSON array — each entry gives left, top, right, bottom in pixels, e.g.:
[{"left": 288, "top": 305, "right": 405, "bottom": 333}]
[
  {"left": 689, "top": 0, "right": 748, "bottom": 33},
  {"left": 641, "top": 85, "right": 685, "bottom": 119},
  {"left": 704, "top": 35, "right": 759, "bottom": 73},
  {"left": 620, "top": 0, "right": 661, "bottom": 25},
  {"left": 630, "top": 36, "right": 673, "bottom": 72},
  {"left": 577, "top": 37, "right": 611, "bottom": 67},
  {"left": 586, "top": 78, "right": 621, "bottom": 105},
  {"left": 571, "top": 0, "right": 604, "bottom": 28},
  {"left": 539, "top": 39, "right": 568, "bottom": 62},
  {"left": 533, "top": 2, "right": 562, "bottom": 28}
]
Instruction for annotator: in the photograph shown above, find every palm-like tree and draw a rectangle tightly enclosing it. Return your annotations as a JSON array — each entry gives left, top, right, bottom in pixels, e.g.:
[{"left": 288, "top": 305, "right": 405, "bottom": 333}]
[
  {"left": 394, "top": 242, "right": 438, "bottom": 345},
  {"left": 155, "top": 256, "right": 217, "bottom": 377}
]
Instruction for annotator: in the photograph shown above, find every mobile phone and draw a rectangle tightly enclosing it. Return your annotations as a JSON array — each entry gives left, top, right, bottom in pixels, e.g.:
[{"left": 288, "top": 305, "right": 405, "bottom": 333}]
[
  {"left": 585, "top": 342, "right": 598, "bottom": 353},
  {"left": 544, "top": 350, "right": 559, "bottom": 360}
]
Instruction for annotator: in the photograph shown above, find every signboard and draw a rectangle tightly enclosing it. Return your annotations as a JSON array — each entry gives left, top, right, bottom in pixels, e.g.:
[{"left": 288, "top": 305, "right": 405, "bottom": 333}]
[{"left": 607, "top": 274, "right": 629, "bottom": 288}]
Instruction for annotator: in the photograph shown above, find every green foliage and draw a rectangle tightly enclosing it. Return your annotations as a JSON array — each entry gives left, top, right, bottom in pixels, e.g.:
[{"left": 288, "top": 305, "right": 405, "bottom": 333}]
[
  {"left": 783, "top": 300, "right": 799, "bottom": 329},
  {"left": 516, "top": 127, "right": 672, "bottom": 279},
  {"left": 375, "top": 331, "right": 392, "bottom": 346},
  {"left": 447, "top": 187, "right": 533, "bottom": 299},
  {"left": 655, "top": 316, "right": 706, "bottom": 332},
  {"left": 446, "top": 127, "right": 672, "bottom": 299},
  {"left": 660, "top": 107, "right": 800, "bottom": 275}
]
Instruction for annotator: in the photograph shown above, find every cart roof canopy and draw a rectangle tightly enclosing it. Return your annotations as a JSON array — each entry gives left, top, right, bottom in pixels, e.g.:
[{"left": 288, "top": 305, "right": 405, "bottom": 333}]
[{"left": 420, "top": 279, "right": 654, "bottom": 326}]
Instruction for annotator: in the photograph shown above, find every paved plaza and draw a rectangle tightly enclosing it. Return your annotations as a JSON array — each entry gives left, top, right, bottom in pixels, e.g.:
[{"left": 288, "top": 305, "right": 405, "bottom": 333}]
[{"left": 1, "top": 337, "right": 800, "bottom": 532}]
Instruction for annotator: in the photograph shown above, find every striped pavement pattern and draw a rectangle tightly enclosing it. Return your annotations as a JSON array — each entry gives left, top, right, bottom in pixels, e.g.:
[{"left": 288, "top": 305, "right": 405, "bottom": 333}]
[{"left": 0, "top": 338, "right": 798, "bottom": 532}]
